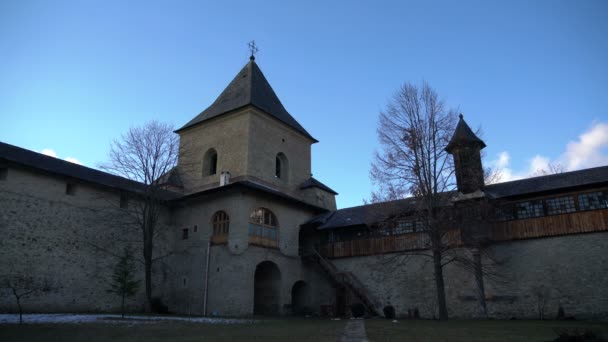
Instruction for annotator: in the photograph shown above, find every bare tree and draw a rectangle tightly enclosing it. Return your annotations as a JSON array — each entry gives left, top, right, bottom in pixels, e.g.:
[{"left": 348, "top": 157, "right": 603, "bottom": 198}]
[
  {"left": 531, "top": 162, "right": 565, "bottom": 177},
  {"left": 371, "top": 81, "right": 457, "bottom": 320},
  {"left": 1, "top": 273, "right": 52, "bottom": 324},
  {"left": 100, "top": 120, "right": 179, "bottom": 310}
]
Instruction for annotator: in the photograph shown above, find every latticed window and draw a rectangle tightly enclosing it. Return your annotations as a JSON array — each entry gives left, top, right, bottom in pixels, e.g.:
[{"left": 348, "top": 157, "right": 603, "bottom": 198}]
[
  {"left": 578, "top": 192, "right": 608, "bottom": 211},
  {"left": 516, "top": 201, "right": 544, "bottom": 219},
  {"left": 546, "top": 196, "right": 576, "bottom": 215},
  {"left": 248, "top": 208, "right": 279, "bottom": 247},
  {"left": 212, "top": 211, "right": 229, "bottom": 236},
  {"left": 394, "top": 220, "right": 416, "bottom": 235}
]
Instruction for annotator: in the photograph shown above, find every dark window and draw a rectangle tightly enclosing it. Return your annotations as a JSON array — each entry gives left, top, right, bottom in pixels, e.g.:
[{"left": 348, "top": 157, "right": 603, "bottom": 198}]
[
  {"left": 203, "top": 148, "right": 218, "bottom": 176},
  {"left": 0, "top": 168, "right": 7, "bottom": 180},
  {"left": 65, "top": 183, "right": 76, "bottom": 196},
  {"left": 119, "top": 193, "right": 128, "bottom": 209},
  {"left": 516, "top": 200, "right": 543, "bottom": 219},
  {"left": 212, "top": 211, "right": 229, "bottom": 237},
  {"left": 210, "top": 153, "right": 217, "bottom": 175},
  {"left": 275, "top": 153, "right": 288, "bottom": 181},
  {"left": 496, "top": 205, "right": 515, "bottom": 221},
  {"left": 275, "top": 156, "right": 281, "bottom": 178},
  {"left": 546, "top": 196, "right": 576, "bottom": 215},
  {"left": 182, "top": 228, "right": 189, "bottom": 240},
  {"left": 578, "top": 192, "right": 608, "bottom": 211},
  {"left": 193, "top": 225, "right": 198, "bottom": 232}
]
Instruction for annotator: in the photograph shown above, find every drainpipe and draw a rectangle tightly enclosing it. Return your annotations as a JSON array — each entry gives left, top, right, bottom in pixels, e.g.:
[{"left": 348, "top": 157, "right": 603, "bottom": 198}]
[{"left": 203, "top": 237, "right": 211, "bottom": 316}]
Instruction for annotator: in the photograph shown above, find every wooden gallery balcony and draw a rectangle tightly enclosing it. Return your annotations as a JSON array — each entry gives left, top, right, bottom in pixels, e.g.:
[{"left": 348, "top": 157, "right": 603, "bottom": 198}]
[
  {"left": 489, "top": 208, "right": 608, "bottom": 241},
  {"left": 321, "top": 230, "right": 462, "bottom": 259}
]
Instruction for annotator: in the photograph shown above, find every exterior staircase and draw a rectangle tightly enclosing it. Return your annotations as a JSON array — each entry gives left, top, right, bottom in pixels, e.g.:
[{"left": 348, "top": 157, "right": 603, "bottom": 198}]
[{"left": 309, "top": 249, "right": 384, "bottom": 316}]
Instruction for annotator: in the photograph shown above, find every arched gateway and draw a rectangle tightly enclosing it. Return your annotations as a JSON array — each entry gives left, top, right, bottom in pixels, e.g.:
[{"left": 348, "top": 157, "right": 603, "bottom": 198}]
[
  {"left": 254, "top": 261, "right": 281, "bottom": 315},
  {"left": 291, "top": 280, "right": 311, "bottom": 314}
]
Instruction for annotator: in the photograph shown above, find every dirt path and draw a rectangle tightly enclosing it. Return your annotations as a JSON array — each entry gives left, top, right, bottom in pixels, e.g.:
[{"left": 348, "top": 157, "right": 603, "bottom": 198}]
[{"left": 339, "top": 319, "right": 369, "bottom": 342}]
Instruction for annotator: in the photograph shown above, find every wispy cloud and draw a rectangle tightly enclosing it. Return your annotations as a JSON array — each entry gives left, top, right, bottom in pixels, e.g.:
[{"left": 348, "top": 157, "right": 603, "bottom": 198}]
[
  {"left": 489, "top": 121, "right": 608, "bottom": 183},
  {"left": 40, "top": 148, "right": 83, "bottom": 165}
]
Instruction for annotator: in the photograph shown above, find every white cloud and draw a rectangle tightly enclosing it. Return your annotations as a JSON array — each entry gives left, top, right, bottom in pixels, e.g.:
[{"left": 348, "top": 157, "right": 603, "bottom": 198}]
[
  {"left": 41, "top": 148, "right": 57, "bottom": 158},
  {"left": 40, "top": 148, "right": 83, "bottom": 165},
  {"left": 489, "top": 121, "right": 608, "bottom": 183},
  {"left": 562, "top": 122, "right": 608, "bottom": 170},
  {"left": 64, "top": 157, "right": 82, "bottom": 165}
]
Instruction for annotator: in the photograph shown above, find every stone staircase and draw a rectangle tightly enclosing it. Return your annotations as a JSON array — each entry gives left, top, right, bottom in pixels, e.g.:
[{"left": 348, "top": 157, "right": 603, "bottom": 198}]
[{"left": 309, "top": 249, "right": 383, "bottom": 317}]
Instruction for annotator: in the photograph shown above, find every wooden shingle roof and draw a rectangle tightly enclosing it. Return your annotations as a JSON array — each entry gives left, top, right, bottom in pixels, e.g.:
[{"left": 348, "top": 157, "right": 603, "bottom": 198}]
[{"left": 176, "top": 59, "right": 317, "bottom": 142}]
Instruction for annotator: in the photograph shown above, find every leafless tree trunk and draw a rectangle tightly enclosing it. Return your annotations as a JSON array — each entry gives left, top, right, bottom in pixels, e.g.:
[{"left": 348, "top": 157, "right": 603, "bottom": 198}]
[
  {"left": 371, "top": 81, "right": 457, "bottom": 320},
  {"left": 2, "top": 274, "right": 52, "bottom": 324},
  {"left": 100, "top": 121, "right": 179, "bottom": 311}
]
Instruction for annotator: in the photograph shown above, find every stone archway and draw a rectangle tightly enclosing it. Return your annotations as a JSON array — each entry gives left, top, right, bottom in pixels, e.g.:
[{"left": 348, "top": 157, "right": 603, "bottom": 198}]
[
  {"left": 291, "top": 280, "right": 311, "bottom": 315},
  {"left": 254, "top": 261, "right": 281, "bottom": 315}
]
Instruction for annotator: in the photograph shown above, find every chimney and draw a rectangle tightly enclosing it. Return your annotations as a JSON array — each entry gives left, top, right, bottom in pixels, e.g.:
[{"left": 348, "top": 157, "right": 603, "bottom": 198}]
[{"left": 219, "top": 171, "right": 231, "bottom": 186}]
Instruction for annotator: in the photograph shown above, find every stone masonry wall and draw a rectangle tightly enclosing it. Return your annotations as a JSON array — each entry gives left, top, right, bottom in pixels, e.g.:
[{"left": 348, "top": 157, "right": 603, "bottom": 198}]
[
  {"left": 0, "top": 166, "right": 171, "bottom": 313},
  {"left": 165, "top": 189, "right": 334, "bottom": 316},
  {"left": 331, "top": 232, "right": 608, "bottom": 320}
]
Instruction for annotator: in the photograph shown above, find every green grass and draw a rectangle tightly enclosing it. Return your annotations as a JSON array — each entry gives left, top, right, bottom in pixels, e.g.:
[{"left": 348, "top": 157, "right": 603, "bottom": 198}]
[
  {"left": 0, "top": 318, "right": 344, "bottom": 342},
  {"left": 2, "top": 317, "right": 607, "bottom": 342},
  {"left": 365, "top": 319, "right": 608, "bottom": 342}
]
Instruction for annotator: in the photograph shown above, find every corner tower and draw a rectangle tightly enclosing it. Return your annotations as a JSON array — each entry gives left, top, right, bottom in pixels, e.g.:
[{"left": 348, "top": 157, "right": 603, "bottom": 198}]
[{"left": 445, "top": 114, "right": 486, "bottom": 194}]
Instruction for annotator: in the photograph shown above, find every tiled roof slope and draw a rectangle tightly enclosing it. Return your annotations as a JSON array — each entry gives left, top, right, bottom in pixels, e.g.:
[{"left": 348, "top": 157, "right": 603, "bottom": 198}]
[
  {"left": 300, "top": 177, "right": 338, "bottom": 195},
  {"left": 176, "top": 59, "right": 317, "bottom": 142},
  {"left": 484, "top": 165, "right": 608, "bottom": 198},
  {"left": 312, "top": 166, "right": 608, "bottom": 230},
  {"left": 0, "top": 141, "right": 180, "bottom": 199},
  {"left": 313, "top": 198, "right": 417, "bottom": 230}
]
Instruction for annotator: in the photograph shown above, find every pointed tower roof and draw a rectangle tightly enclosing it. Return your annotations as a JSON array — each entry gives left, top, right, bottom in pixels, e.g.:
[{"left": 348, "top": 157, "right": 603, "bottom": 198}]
[
  {"left": 177, "top": 58, "right": 317, "bottom": 142},
  {"left": 445, "top": 114, "right": 486, "bottom": 153}
]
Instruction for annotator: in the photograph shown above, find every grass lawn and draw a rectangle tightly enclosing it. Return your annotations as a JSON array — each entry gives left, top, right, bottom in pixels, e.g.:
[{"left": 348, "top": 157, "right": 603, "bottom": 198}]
[
  {"left": 0, "top": 318, "right": 344, "bottom": 342},
  {"left": 365, "top": 319, "right": 608, "bottom": 342}
]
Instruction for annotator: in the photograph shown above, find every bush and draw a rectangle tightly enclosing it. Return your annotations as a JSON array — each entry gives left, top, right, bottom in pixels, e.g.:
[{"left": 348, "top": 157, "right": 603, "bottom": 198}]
[
  {"left": 151, "top": 297, "right": 169, "bottom": 314},
  {"left": 350, "top": 303, "right": 366, "bottom": 318},
  {"left": 383, "top": 305, "right": 395, "bottom": 319}
]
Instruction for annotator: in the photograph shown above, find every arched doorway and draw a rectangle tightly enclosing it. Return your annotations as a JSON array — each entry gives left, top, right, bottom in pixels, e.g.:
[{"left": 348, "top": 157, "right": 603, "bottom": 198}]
[
  {"left": 254, "top": 261, "right": 281, "bottom": 315},
  {"left": 291, "top": 280, "right": 311, "bottom": 315}
]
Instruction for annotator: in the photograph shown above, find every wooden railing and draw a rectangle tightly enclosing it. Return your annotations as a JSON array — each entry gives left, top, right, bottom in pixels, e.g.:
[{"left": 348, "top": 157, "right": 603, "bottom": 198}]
[
  {"left": 310, "top": 249, "right": 383, "bottom": 316},
  {"left": 321, "top": 209, "right": 608, "bottom": 258},
  {"left": 489, "top": 208, "right": 608, "bottom": 241},
  {"left": 249, "top": 236, "right": 279, "bottom": 248},
  {"left": 322, "top": 230, "right": 461, "bottom": 258},
  {"left": 210, "top": 234, "right": 228, "bottom": 245}
]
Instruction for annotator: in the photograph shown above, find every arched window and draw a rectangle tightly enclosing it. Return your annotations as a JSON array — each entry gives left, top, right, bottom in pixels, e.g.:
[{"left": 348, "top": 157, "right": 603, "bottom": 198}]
[
  {"left": 203, "top": 148, "right": 218, "bottom": 176},
  {"left": 211, "top": 211, "right": 229, "bottom": 244},
  {"left": 249, "top": 208, "right": 279, "bottom": 248},
  {"left": 275, "top": 153, "right": 288, "bottom": 181}
]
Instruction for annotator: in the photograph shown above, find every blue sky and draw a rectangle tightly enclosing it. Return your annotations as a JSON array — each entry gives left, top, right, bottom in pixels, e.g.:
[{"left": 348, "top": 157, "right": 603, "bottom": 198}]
[{"left": 1, "top": 0, "right": 607, "bottom": 209}]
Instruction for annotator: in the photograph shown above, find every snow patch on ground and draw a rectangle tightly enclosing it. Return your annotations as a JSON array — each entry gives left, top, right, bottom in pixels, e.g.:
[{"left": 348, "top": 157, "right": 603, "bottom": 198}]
[{"left": 0, "top": 313, "right": 256, "bottom": 325}]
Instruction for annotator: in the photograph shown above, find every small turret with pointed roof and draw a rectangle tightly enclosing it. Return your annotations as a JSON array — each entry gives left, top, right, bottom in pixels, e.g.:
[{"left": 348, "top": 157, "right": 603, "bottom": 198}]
[{"left": 446, "top": 114, "right": 486, "bottom": 194}]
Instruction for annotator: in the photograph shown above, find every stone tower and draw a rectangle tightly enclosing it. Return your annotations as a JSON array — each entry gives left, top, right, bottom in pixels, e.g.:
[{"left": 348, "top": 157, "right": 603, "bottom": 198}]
[
  {"left": 170, "top": 55, "right": 336, "bottom": 210},
  {"left": 445, "top": 114, "right": 486, "bottom": 194}
]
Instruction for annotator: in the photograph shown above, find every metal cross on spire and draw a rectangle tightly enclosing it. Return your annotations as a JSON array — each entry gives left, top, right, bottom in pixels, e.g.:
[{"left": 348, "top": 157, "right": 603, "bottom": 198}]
[{"left": 248, "top": 40, "right": 259, "bottom": 60}]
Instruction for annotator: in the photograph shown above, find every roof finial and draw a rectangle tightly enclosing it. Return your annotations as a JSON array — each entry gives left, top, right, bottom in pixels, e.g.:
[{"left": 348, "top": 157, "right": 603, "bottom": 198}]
[
  {"left": 459, "top": 113, "right": 464, "bottom": 119},
  {"left": 248, "top": 40, "right": 259, "bottom": 61}
]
